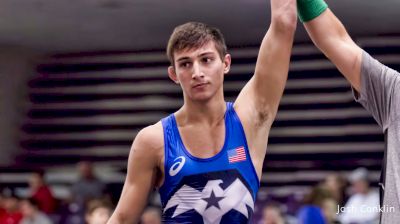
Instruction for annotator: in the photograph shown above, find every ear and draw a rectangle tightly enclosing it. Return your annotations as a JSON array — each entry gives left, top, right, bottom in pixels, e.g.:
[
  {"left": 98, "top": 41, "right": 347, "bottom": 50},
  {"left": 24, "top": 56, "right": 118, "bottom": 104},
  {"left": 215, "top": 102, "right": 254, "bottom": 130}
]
[
  {"left": 168, "top": 66, "right": 179, "bottom": 84},
  {"left": 223, "top": 54, "right": 231, "bottom": 74}
]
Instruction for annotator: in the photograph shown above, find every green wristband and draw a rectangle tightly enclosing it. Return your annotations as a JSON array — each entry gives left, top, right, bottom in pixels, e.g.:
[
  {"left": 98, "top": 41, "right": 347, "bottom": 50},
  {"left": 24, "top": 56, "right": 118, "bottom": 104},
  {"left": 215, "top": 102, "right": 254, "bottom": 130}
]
[{"left": 297, "top": 0, "right": 328, "bottom": 22}]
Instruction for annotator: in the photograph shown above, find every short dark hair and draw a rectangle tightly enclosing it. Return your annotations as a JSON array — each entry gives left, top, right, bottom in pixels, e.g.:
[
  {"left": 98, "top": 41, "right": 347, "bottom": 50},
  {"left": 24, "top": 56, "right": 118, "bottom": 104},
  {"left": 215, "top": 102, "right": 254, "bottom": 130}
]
[{"left": 166, "top": 22, "right": 228, "bottom": 66}]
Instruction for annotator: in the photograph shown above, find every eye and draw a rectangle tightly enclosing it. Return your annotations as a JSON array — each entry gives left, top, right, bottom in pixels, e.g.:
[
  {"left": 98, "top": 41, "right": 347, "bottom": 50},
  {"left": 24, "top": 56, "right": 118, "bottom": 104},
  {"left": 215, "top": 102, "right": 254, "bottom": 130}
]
[
  {"left": 202, "top": 57, "right": 213, "bottom": 63},
  {"left": 179, "top": 61, "right": 191, "bottom": 68}
]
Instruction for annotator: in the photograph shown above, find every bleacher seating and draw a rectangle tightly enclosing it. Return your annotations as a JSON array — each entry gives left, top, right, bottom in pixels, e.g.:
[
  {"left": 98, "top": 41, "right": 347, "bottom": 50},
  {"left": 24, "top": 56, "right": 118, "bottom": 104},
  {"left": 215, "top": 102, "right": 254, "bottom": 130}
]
[{"left": 3, "top": 36, "right": 400, "bottom": 206}]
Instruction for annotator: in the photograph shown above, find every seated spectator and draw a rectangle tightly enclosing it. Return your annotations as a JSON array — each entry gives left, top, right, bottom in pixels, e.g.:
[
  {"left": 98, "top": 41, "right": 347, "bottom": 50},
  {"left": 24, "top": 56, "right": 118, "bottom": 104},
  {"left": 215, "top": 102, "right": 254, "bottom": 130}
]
[
  {"left": 29, "top": 170, "right": 57, "bottom": 213},
  {"left": 0, "top": 189, "right": 23, "bottom": 224},
  {"left": 20, "top": 198, "right": 52, "bottom": 224},
  {"left": 85, "top": 199, "right": 113, "bottom": 224},
  {"left": 339, "top": 167, "right": 380, "bottom": 224},
  {"left": 260, "top": 203, "right": 285, "bottom": 224},
  {"left": 297, "top": 185, "right": 339, "bottom": 224},
  {"left": 322, "top": 173, "right": 348, "bottom": 208},
  {"left": 140, "top": 206, "right": 161, "bottom": 224},
  {"left": 71, "top": 161, "right": 106, "bottom": 208}
]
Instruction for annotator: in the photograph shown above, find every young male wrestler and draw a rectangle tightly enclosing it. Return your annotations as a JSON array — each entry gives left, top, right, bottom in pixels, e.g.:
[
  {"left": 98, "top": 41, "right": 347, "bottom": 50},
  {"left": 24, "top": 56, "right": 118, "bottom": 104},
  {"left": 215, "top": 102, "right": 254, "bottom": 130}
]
[{"left": 108, "top": 0, "right": 297, "bottom": 223}]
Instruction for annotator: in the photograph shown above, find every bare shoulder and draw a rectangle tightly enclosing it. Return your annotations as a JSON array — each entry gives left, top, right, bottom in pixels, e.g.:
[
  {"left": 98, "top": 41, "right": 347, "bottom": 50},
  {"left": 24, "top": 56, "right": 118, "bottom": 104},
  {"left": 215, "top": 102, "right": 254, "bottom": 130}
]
[
  {"left": 134, "top": 122, "right": 164, "bottom": 150},
  {"left": 130, "top": 121, "right": 164, "bottom": 165}
]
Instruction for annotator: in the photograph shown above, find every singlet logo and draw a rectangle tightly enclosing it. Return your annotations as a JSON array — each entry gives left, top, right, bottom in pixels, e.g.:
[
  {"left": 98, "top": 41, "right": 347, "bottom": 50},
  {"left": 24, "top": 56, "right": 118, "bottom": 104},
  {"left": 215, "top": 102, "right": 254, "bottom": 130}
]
[
  {"left": 164, "top": 178, "right": 254, "bottom": 223},
  {"left": 169, "top": 156, "right": 186, "bottom": 177}
]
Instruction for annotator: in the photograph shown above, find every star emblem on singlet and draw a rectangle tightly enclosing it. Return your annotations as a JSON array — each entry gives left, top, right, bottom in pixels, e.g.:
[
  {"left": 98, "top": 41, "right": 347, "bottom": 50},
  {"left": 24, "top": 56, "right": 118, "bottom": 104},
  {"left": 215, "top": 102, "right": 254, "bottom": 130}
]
[
  {"left": 162, "top": 169, "right": 257, "bottom": 223},
  {"left": 202, "top": 190, "right": 224, "bottom": 210}
]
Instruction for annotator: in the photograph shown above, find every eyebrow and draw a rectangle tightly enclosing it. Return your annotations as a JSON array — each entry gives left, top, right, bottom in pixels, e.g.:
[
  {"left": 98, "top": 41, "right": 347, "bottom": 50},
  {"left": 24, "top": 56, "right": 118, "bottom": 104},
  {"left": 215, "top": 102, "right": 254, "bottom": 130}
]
[
  {"left": 176, "top": 57, "right": 190, "bottom": 63},
  {"left": 199, "top": 52, "right": 216, "bottom": 58},
  {"left": 176, "top": 51, "right": 216, "bottom": 63}
]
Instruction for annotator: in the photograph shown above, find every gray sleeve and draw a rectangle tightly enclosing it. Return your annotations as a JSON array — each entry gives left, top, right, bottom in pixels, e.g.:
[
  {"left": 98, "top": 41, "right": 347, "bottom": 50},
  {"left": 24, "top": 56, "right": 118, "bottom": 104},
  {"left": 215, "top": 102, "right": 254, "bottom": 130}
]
[{"left": 352, "top": 50, "right": 400, "bottom": 130}]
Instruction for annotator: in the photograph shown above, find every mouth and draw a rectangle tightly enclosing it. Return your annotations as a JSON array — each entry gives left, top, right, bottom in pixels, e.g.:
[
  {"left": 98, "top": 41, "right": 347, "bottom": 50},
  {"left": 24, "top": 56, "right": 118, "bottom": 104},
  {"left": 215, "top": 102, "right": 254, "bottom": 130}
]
[{"left": 192, "top": 83, "right": 208, "bottom": 88}]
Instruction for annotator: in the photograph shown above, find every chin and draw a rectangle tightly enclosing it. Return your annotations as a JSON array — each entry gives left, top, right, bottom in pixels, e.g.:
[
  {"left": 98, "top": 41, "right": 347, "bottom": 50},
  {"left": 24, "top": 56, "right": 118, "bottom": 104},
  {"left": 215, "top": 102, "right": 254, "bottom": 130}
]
[
  {"left": 186, "top": 87, "right": 221, "bottom": 102},
  {"left": 193, "top": 96, "right": 212, "bottom": 102},
  {"left": 190, "top": 92, "right": 214, "bottom": 102}
]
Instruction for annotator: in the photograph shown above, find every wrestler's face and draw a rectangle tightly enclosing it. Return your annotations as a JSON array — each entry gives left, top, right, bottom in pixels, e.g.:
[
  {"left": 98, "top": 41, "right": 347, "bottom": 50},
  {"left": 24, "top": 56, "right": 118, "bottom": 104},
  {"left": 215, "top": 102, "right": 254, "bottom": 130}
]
[{"left": 168, "top": 41, "right": 231, "bottom": 102}]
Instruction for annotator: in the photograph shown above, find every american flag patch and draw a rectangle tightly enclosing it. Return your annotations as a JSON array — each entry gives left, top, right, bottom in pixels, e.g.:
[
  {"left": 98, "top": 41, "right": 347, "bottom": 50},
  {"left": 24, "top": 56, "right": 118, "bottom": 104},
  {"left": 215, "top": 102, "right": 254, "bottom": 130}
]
[{"left": 227, "top": 146, "right": 247, "bottom": 163}]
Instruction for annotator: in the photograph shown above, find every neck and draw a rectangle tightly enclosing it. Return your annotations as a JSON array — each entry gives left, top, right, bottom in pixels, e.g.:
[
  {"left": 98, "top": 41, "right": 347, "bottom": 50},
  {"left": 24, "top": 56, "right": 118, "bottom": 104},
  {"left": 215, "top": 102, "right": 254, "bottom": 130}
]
[{"left": 177, "top": 94, "right": 226, "bottom": 126}]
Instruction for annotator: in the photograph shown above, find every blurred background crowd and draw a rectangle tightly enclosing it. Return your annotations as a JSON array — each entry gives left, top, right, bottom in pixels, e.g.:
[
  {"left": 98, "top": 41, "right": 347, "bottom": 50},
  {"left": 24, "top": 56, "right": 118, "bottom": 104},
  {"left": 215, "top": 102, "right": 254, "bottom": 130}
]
[{"left": 0, "top": 163, "right": 381, "bottom": 224}]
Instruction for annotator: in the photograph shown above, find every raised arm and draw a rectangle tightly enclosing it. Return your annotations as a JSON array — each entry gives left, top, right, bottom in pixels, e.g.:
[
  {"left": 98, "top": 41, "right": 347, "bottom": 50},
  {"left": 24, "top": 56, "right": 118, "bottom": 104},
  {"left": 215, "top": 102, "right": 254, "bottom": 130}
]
[
  {"left": 298, "top": 0, "right": 363, "bottom": 91},
  {"left": 107, "top": 124, "right": 163, "bottom": 224},
  {"left": 235, "top": 0, "right": 297, "bottom": 125}
]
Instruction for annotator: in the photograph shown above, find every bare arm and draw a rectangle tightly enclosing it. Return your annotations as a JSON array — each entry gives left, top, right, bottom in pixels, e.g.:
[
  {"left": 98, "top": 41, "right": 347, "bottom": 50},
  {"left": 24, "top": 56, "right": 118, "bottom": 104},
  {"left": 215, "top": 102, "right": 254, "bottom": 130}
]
[
  {"left": 303, "top": 9, "right": 363, "bottom": 91},
  {"left": 233, "top": 0, "right": 297, "bottom": 175},
  {"left": 236, "top": 0, "right": 297, "bottom": 125},
  {"left": 303, "top": 5, "right": 400, "bottom": 129},
  {"left": 107, "top": 124, "right": 163, "bottom": 224}
]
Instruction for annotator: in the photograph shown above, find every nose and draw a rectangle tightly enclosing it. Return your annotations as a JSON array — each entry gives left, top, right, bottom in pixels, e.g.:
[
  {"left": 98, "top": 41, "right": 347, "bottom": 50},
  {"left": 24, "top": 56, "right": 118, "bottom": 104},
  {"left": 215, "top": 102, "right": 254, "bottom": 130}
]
[{"left": 191, "top": 61, "right": 204, "bottom": 79}]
